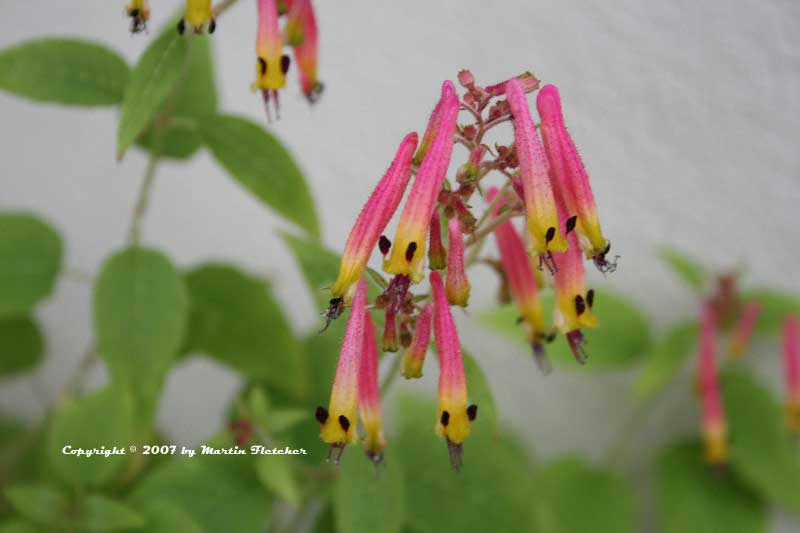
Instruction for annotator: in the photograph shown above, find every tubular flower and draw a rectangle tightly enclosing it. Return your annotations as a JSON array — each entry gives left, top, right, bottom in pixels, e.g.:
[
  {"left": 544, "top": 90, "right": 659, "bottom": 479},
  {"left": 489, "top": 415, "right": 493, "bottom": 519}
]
[
  {"left": 506, "top": 78, "right": 567, "bottom": 273},
  {"left": 537, "top": 84, "right": 614, "bottom": 272},
  {"left": 286, "top": 0, "right": 323, "bottom": 103},
  {"left": 402, "top": 304, "right": 433, "bottom": 379},
  {"left": 126, "top": 0, "right": 150, "bottom": 34},
  {"left": 445, "top": 217, "right": 470, "bottom": 307},
  {"left": 413, "top": 83, "right": 448, "bottom": 165},
  {"left": 728, "top": 302, "right": 761, "bottom": 358},
  {"left": 485, "top": 71, "right": 540, "bottom": 97},
  {"left": 698, "top": 303, "right": 728, "bottom": 465},
  {"left": 431, "top": 271, "right": 477, "bottom": 470},
  {"left": 382, "top": 306, "right": 399, "bottom": 352},
  {"left": 784, "top": 316, "right": 800, "bottom": 432},
  {"left": 253, "top": 0, "right": 290, "bottom": 119},
  {"left": 180, "top": 0, "right": 214, "bottom": 34},
  {"left": 428, "top": 210, "right": 447, "bottom": 270},
  {"left": 359, "top": 313, "right": 387, "bottom": 464},
  {"left": 316, "top": 278, "right": 367, "bottom": 463},
  {"left": 488, "top": 187, "right": 552, "bottom": 373},
  {"left": 384, "top": 82, "right": 459, "bottom": 282},
  {"left": 551, "top": 196, "right": 598, "bottom": 364},
  {"left": 328, "top": 133, "right": 418, "bottom": 315}
]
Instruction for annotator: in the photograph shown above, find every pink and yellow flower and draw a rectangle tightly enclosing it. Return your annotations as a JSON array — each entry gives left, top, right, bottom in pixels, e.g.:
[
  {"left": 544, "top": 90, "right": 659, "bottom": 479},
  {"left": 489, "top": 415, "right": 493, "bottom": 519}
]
[
  {"left": 728, "top": 302, "right": 761, "bottom": 358},
  {"left": 359, "top": 312, "right": 386, "bottom": 464},
  {"left": 402, "top": 304, "right": 433, "bottom": 379},
  {"left": 253, "top": 0, "right": 290, "bottom": 118},
  {"left": 431, "top": 270, "right": 477, "bottom": 470},
  {"left": 698, "top": 303, "right": 728, "bottom": 465},
  {"left": 428, "top": 210, "right": 447, "bottom": 270},
  {"left": 784, "top": 315, "right": 800, "bottom": 432},
  {"left": 445, "top": 217, "right": 470, "bottom": 307},
  {"left": 384, "top": 82, "right": 459, "bottom": 283},
  {"left": 286, "top": 0, "right": 323, "bottom": 103},
  {"left": 506, "top": 78, "right": 567, "bottom": 272}
]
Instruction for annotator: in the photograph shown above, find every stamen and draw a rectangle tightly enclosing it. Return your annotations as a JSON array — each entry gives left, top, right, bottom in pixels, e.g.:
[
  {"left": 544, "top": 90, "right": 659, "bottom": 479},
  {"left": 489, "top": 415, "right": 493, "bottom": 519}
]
[
  {"left": 338, "top": 415, "right": 351, "bottom": 431},
  {"left": 315, "top": 406, "right": 329, "bottom": 424},
  {"left": 545, "top": 226, "right": 556, "bottom": 243},
  {"left": 592, "top": 242, "right": 619, "bottom": 274},
  {"left": 446, "top": 438, "right": 463, "bottom": 472},
  {"left": 575, "top": 295, "right": 586, "bottom": 316},
  {"left": 379, "top": 235, "right": 391, "bottom": 255},
  {"left": 467, "top": 404, "right": 478, "bottom": 421},
  {"left": 586, "top": 289, "right": 595, "bottom": 308},
  {"left": 538, "top": 252, "right": 558, "bottom": 274},
  {"left": 405, "top": 242, "right": 418, "bottom": 262},
  {"left": 440, "top": 410, "right": 450, "bottom": 426},
  {"left": 565, "top": 216, "right": 577, "bottom": 234},
  {"left": 326, "top": 443, "right": 347, "bottom": 465},
  {"left": 532, "top": 340, "right": 553, "bottom": 375},
  {"left": 566, "top": 330, "right": 588, "bottom": 364},
  {"left": 320, "top": 297, "right": 344, "bottom": 333}
]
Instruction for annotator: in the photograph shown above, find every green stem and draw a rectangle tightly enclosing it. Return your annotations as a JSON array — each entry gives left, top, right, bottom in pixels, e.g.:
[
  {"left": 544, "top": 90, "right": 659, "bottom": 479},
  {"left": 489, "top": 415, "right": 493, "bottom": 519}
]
[
  {"left": 379, "top": 352, "right": 404, "bottom": 396},
  {"left": 603, "top": 393, "right": 659, "bottom": 468},
  {"left": 126, "top": 151, "right": 160, "bottom": 246}
]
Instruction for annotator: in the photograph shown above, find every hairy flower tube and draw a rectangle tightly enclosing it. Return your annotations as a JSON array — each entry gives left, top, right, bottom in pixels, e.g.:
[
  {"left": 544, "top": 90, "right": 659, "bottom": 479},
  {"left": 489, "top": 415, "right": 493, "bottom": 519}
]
[
  {"left": 126, "top": 0, "right": 150, "bottom": 34},
  {"left": 402, "top": 304, "right": 433, "bottom": 379},
  {"left": 327, "top": 133, "right": 417, "bottom": 320},
  {"left": 727, "top": 302, "right": 761, "bottom": 358},
  {"left": 506, "top": 78, "right": 567, "bottom": 273},
  {"left": 488, "top": 187, "right": 552, "bottom": 373},
  {"left": 485, "top": 71, "right": 540, "bottom": 97},
  {"left": 285, "top": 0, "right": 324, "bottom": 103},
  {"left": 551, "top": 197, "right": 598, "bottom": 364},
  {"left": 698, "top": 303, "right": 728, "bottom": 465},
  {"left": 384, "top": 82, "right": 459, "bottom": 282},
  {"left": 316, "top": 278, "right": 367, "bottom": 463},
  {"left": 784, "top": 316, "right": 800, "bottom": 432},
  {"left": 179, "top": 0, "right": 214, "bottom": 34},
  {"left": 428, "top": 210, "right": 447, "bottom": 270},
  {"left": 359, "top": 312, "right": 386, "bottom": 464},
  {"left": 536, "top": 84, "right": 615, "bottom": 272},
  {"left": 253, "top": 0, "right": 290, "bottom": 119},
  {"left": 445, "top": 217, "right": 470, "bottom": 307},
  {"left": 431, "top": 271, "right": 477, "bottom": 470}
]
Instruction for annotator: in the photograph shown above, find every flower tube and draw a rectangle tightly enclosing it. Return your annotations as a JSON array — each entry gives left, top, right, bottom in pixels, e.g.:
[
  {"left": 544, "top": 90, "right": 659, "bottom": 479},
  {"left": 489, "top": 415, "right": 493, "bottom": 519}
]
[
  {"left": 506, "top": 78, "right": 567, "bottom": 273},
  {"left": 402, "top": 304, "right": 433, "bottom": 379},
  {"left": 728, "top": 302, "right": 761, "bottom": 358},
  {"left": 359, "top": 312, "right": 386, "bottom": 464},
  {"left": 445, "top": 217, "right": 470, "bottom": 307},
  {"left": 431, "top": 271, "right": 477, "bottom": 470},
  {"left": 784, "top": 316, "right": 800, "bottom": 432},
  {"left": 316, "top": 278, "right": 367, "bottom": 463},
  {"left": 286, "top": 0, "right": 324, "bottom": 103},
  {"left": 181, "top": 0, "right": 214, "bottom": 34},
  {"left": 384, "top": 82, "right": 459, "bottom": 283},
  {"left": 698, "top": 303, "right": 728, "bottom": 465},
  {"left": 253, "top": 0, "right": 290, "bottom": 119},
  {"left": 428, "top": 210, "right": 447, "bottom": 270}
]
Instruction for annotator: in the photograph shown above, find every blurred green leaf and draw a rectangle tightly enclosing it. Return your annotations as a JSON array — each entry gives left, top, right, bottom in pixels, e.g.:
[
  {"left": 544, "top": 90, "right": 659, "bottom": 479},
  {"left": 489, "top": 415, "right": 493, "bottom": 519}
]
[
  {"left": 0, "top": 213, "right": 62, "bottom": 318},
  {"left": 281, "top": 232, "right": 342, "bottom": 309},
  {"left": 117, "top": 28, "right": 188, "bottom": 158},
  {"left": 94, "top": 247, "right": 188, "bottom": 406},
  {"left": 479, "top": 289, "right": 651, "bottom": 370},
  {"left": 658, "top": 246, "right": 707, "bottom": 293},
  {"left": 47, "top": 387, "right": 134, "bottom": 487},
  {"left": 0, "top": 39, "right": 129, "bottom": 106},
  {"left": 0, "top": 422, "right": 46, "bottom": 513},
  {"left": 633, "top": 321, "right": 697, "bottom": 400},
  {"left": 184, "top": 263, "right": 304, "bottom": 398},
  {"left": 462, "top": 350, "right": 497, "bottom": 437},
  {"left": 657, "top": 441, "right": 766, "bottom": 533},
  {"left": 4, "top": 484, "right": 68, "bottom": 528},
  {"left": 312, "top": 505, "right": 335, "bottom": 533},
  {"left": 200, "top": 115, "right": 319, "bottom": 237},
  {"left": 722, "top": 369, "right": 800, "bottom": 511},
  {"left": 533, "top": 457, "right": 635, "bottom": 533},
  {"left": 133, "top": 502, "right": 205, "bottom": 533},
  {"left": 137, "top": 121, "right": 203, "bottom": 160},
  {"left": 0, "top": 520, "right": 45, "bottom": 533},
  {"left": 740, "top": 287, "right": 800, "bottom": 335},
  {"left": 256, "top": 455, "right": 301, "bottom": 506},
  {"left": 0, "top": 317, "right": 43, "bottom": 377},
  {"left": 334, "top": 450, "right": 405, "bottom": 533},
  {"left": 266, "top": 408, "right": 310, "bottom": 434},
  {"left": 394, "top": 394, "right": 536, "bottom": 533},
  {"left": 76, "top": 495, "right": 145, "bottom": 532}
]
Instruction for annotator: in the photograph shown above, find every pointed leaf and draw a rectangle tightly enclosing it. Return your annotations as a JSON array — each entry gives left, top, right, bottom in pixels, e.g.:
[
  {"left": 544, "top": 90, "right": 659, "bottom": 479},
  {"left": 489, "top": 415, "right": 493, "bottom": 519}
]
[
  {"left": 658, "top": 246, "right": 708, "bottom": 293},
  {"left": 256, "top": 456, "right": 301, "bottom": 506},
  {"left": 4, "top": 485, "right": 68, "bottom": 528},
  {"left": 634, "top": 321, "right": 697, "bottom": 400},
  {"left": 0, "top": 317, "right": 44, "bottom": 377},
  {"left": 334, "top": 450, "right": 405, "bottom": 533}
]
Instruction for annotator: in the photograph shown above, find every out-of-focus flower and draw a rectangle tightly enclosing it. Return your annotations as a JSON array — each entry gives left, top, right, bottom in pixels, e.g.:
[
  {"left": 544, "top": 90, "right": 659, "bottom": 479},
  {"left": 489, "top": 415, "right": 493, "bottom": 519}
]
[
  {"left": 445, "top": 217, "right": 470, "bottom": 307},
  {"left": 431, "top": 271, "right": 477, "bottom": 470},
  {"left": 180, "top": 0, "right": 215, "bottom": 34},
  {"left": 384, "top": 82, "right": 459, "bottom": 283},
  {"left": 359, "top": 313, "right": 386, "bottom": 464},
  {"left": 316, "top": 278, "right": 367, "bottom": 463},
  {"left": 784, "top": 316, "right": 800, "bottom": 432},
  {"left": 428, "top": 210, "right": 447, "bottom": 271},
  {"left": 506, "top": 78, "right": 567, "bottom": 273},
  {"left": 698, "top": 303, "right": 728, "bottom": 465},
  {"left": 485, "top": 72, "right": 540, "bottom": 97},
  {"left": 126, "top": 0, "right": 150, "bottom": 34},
  {"left": 402, "top": 304, "right": 433, "bottom": 379},
  {"left": 253, "top": 0, "right": 290, "bottom": 119},
  {"left": 728, "top": 302, "right": 761, "bottom": 358},
  {"left": 537, "top": 84, "right": 615, "bottom": 273},
  {"left": 286, "top": 0, "right": 324, "bottom": 103}
]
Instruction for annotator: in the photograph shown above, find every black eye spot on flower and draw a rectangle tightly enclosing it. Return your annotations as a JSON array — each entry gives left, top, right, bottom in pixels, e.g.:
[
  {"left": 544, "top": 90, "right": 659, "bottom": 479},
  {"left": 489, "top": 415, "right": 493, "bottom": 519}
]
[
  {"left": 440, "top": 410, "right": 450, "bottom": 426},
  {"left": 281, "top": 54, "right": 291, "bottom": 74},
  {"left": 338, "top": 415, "right": 351, "bottom": 431},
  {"left": 405, "top": 242, "right": 418, "bottom": 262},
  {"left": 566, "top": 216, "right": 577, "bottom": 234},
  {"left": 545, "top": 226, "right": 556, "bottom": 243},
  {"left": 258, "top": 57, "right": 267, "bottom": 76},
  {"left": 209, "top": 18, "right": 216, "bottom": 34},
  {"left": 315, "top": 406, "right": 329, "bottom": 424},
  {"left": 379, "top": 235, "right": 391, "bottom": 255},
  {"left": 177, "top": 18, "right": 186, "bottom": 35},
  {"left": 575, "top": 295, "right": 586, "bottom": 316},
  {"left": 587, "top": 289, "right": 595, "bottom": 308},
  {"left": 467, "top": 404, "right": 478, "bottom": 421}
]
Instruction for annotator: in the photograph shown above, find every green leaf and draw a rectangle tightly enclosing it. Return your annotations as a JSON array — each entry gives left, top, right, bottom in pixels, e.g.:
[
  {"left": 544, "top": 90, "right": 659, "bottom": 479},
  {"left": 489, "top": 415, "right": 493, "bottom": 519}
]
[
  {"left": 0, "top": 317, "right": 44, "bottom": 377},
  {"left": 740, "top": 287, "right": 800, "bottom": 335},
  {"left": 280, "top": 232, "right": 343, "bottom": 308},
  {"left": 533, "top": 457, "right": 635, "bottom": 533},
  {"left": 0, "top": 39, "right": 129, "bottom": 106},
  {"left": 394, "top": 394, "right": 536, "bottom": 533},
  {"left": 633, "top": 321, "right": 697, "bottom": 400},
  {"left": 334, "top": 450, "right": 405, "bottom": 533},
  {"left": 47, "top": 387, "right": 134, "bottom": 487},
  {"left": 133, "top": 502, "right": 205, "bottom": 533},
  {"left": 4, "top": 484, "right": 68, "bottom": 528},
  {"left": 184, "top": 263, "right": 304, "bottom": 399},
  {"left": 0, "top": 520, "right": 46, "bottom": 533},
  {"left": 117, "top": 28, "right": 188, "bottom": 158},
  {"left": 76, "top": 495, "right": 145, "bottom": 532},
  {"left": 136, "top": 121, "right": 204, "bottom": 160},
  {"left": 479, "top": 289, "right": 651, "bottom": 370},
  {"left": 200, "top": 115, "right": 319, "bottom": 237},
  {"left": 94, "top": 248, "right": 188, "bottom": 405},
  {"left": 658, "top": 246, "right": 708, "bottom": 293},
  {"left": 657, "top": 441, "right": 766, "bottom": 533},
  {"left": 0, "top": 213, "right": 62, "bottom": 318},
  {"left": 461, "top": 350, "right": 497, "bottom": 437},
  {"left": 722, "top": 369, "right": 800, "bottom": 511},
  {"left": 265, "top": 408, "right": 310, "bottom": 434},
  {"left": 256, "top": 455, "right": 301, "bottom": 506}
]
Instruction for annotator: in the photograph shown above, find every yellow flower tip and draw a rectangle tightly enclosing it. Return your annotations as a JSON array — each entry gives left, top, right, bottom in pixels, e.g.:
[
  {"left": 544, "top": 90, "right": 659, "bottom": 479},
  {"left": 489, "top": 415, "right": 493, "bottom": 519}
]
[
  {"left": 703, "top": 424, "right": 729, "bottom": 466},
  {"left": 316, "top": 406, "right": 358, "bottom": 450},
  {"left": 446, "top": 284, "right": 470, "bottom": 308},
  {"left": 434, "top": 404, "right": 477, "bottom": 446},
  {"left": 787, "top": 401, "right": 800, "bottom": 433},
  {"left": 183, "top": 0, "right": 214, "bottom": 34},
  {"left": 402, "top": 354, "right": 423, "bottom": 379}
]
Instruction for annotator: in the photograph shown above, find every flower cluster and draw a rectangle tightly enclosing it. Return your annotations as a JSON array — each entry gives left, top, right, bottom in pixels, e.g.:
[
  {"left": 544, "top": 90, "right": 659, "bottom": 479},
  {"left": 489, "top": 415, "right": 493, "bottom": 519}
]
[
  {"left": 317, "top": 71, "right": 615, "bottom": 469},
  {"left": 126, "top": 0, "right": 322, "bottom": 117}
]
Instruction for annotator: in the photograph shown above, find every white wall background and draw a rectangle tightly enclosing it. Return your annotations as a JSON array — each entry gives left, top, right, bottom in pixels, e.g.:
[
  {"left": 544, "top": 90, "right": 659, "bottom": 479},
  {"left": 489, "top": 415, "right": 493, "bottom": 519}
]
[{"left": 1, "top": 0, "right": 799, "bottom": 530}]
